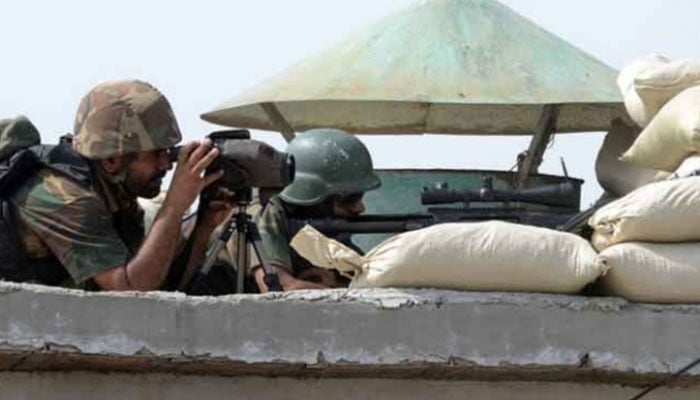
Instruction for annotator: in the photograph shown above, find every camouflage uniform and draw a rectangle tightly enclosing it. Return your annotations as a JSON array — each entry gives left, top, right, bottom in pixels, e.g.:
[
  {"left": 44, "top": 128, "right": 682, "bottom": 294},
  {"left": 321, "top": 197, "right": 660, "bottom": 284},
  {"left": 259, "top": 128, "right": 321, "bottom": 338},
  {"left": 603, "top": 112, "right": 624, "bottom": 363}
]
[
  {"left": 257, "top": 195, "right": 367, "bottom": 283},
  {"left": 257, "top": 196, "right": 297, "bottom": 273},
  {"left": 9, "top": 80, "right": 181, "bottom": 288}
]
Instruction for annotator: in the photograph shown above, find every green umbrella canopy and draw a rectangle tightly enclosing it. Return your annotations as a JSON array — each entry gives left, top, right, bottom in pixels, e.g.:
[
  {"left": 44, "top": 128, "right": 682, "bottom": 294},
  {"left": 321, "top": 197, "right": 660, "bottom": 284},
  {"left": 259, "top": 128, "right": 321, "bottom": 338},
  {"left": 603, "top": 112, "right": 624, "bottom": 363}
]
[{"left": 202, "top": 0, "right": 624, "bottom": 135}]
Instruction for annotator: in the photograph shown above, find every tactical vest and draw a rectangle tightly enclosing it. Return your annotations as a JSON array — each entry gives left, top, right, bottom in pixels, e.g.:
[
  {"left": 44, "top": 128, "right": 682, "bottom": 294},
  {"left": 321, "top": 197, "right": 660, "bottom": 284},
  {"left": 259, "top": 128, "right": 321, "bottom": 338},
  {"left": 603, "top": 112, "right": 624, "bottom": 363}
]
[{"left": 0, "top": 140, "right": 94, "bottom": 285}]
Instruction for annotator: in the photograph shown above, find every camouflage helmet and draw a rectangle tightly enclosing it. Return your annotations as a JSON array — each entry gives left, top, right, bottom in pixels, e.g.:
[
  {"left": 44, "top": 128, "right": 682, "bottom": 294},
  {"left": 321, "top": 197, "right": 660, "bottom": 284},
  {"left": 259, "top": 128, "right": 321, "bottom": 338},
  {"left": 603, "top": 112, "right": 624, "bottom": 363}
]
[
  {"left": 280, "top": 128, "right": 381, "bottom": 206},
  {"left": 72, "top": 80, "right": 182, "bottom": 159}
]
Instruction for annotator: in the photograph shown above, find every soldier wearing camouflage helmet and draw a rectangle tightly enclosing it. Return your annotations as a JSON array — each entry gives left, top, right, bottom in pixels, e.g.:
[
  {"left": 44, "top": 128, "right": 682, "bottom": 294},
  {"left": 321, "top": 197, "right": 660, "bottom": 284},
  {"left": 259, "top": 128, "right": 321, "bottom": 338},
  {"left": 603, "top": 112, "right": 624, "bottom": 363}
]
[
  {"left": 9, "top": 79, "right": 232, "bottom": 291},
  {"left": 253, "top": 128, "right": 381, "bottom": 292}
]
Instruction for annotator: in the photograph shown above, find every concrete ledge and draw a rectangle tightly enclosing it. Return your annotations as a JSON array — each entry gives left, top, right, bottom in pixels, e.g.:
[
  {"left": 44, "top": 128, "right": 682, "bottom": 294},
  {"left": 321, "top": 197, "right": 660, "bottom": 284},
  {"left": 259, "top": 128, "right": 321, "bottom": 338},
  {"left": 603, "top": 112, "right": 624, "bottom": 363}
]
[
  {"left": 2, "top": 282, "right": 700, "bottom": 386},
  {"left": 4, "top": 373, "right": 699, "bottom": 400}
]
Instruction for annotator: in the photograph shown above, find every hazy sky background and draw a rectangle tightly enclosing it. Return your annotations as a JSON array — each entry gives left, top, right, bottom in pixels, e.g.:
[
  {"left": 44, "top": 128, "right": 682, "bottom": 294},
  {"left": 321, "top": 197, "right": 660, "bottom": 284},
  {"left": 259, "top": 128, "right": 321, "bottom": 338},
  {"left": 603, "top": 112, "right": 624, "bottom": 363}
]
[{"left": 2, "top": 0, "right": 699, "bottom": 206}]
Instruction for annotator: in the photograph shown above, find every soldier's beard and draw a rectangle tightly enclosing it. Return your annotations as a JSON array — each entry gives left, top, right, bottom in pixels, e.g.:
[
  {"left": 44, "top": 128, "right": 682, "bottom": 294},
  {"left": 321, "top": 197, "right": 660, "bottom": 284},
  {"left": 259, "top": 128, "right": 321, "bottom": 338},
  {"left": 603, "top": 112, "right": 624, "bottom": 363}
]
[{"left": 124, "top": 170, "right": 166, "bottom": 199}]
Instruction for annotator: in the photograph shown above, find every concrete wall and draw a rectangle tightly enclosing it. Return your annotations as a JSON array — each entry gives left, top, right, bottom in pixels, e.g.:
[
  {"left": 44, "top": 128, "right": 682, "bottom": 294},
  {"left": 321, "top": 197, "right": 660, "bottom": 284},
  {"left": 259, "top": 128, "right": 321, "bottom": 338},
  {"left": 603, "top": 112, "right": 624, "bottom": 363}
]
[
  {"left": 1, "top": 373, "right": 699, "bottom": 400},
  {"left": 2, "top": 281, "right": 700, "bottom": 398}
]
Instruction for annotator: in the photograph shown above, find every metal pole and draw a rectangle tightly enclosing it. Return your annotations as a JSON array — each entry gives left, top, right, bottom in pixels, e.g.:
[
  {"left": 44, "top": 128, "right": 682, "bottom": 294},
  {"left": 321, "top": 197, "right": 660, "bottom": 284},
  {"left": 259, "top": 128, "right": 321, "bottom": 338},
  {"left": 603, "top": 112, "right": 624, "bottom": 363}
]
[
  {"left": 516, "top": 104, "right": 559, "bottom": 189},
  {"left": 260, "top": 102, "right": 296, "bottom": 143}
]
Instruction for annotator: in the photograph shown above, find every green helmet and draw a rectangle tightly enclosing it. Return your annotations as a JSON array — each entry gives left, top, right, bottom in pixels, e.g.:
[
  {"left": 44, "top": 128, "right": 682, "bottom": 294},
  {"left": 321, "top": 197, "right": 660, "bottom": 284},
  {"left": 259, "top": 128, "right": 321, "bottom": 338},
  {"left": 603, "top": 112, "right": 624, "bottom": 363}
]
[
  {"left": 280, "top": 128, "right": 381, "bottom": 206},
  {"left": 72, "top": 79, "right": 182, "bottom": 159}
]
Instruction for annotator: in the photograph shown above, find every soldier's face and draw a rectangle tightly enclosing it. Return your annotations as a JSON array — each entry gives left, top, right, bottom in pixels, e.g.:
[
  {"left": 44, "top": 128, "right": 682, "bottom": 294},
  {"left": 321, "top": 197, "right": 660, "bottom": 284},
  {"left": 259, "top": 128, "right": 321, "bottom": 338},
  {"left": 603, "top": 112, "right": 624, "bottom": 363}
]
[
  {"left": 123, "top": 149, "right": 173, "bottom": 198},
  {"left": 333, "top": 193, "right": 365, "bottom": 216}
]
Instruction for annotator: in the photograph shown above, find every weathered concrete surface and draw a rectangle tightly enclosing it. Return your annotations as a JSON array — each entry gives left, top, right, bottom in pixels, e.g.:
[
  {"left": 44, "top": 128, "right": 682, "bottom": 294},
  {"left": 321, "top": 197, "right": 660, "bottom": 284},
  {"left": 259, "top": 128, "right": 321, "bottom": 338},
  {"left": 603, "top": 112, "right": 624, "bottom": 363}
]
[
  {"left": 2, "top": 281, "right": 700, "bottom": 387},
  {"left": 2, "top": 373, "right": 699, "bottom": 400}
]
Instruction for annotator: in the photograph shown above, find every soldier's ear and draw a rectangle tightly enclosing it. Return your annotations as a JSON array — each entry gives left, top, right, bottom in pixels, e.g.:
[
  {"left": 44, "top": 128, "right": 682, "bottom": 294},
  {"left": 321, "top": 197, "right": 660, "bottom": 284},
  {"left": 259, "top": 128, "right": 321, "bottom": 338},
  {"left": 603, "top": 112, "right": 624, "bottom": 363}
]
[{"left": 101, "top": 156, "right": 123, "bottom": 174}]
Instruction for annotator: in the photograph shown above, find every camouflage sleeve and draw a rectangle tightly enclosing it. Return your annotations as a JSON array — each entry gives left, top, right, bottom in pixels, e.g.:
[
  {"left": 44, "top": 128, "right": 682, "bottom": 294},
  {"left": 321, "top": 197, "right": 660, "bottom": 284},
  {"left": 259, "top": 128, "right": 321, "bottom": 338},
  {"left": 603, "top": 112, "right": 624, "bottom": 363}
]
[
  {"left": 11, "top": 170, "right": 132, "bottom": 284},
  {"left": 255, "top": 197, "right": 293, "bottom": 272}
]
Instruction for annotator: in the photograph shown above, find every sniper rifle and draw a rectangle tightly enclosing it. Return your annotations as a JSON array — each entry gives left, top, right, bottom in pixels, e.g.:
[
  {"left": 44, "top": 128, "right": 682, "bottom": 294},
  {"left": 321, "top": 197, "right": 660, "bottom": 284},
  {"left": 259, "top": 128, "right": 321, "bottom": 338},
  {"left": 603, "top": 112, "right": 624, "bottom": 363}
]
[{"left": 288, "top": 177, "right": 581, "bottom": 235}]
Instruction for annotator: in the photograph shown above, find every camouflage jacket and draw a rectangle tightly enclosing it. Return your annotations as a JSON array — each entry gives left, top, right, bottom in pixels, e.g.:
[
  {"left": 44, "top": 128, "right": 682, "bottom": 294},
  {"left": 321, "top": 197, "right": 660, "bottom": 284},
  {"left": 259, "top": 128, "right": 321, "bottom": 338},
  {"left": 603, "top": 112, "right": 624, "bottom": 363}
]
[
  {"left": 9, "top": 158, "right": 144, "bottom": 288},
  {"left": 257, "top": 195, "right": 361, "bottom": 278}
]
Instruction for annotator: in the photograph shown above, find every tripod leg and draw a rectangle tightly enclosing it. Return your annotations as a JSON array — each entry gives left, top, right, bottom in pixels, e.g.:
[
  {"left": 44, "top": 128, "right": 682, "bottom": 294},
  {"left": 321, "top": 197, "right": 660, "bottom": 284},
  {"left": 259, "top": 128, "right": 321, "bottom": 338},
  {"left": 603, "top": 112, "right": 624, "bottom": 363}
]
[
  {"left": 235, "top": 230, "right": 247, "bottom": 294},
  {"left": 181, "top": 213, "right": 237, "bottom": 294}
]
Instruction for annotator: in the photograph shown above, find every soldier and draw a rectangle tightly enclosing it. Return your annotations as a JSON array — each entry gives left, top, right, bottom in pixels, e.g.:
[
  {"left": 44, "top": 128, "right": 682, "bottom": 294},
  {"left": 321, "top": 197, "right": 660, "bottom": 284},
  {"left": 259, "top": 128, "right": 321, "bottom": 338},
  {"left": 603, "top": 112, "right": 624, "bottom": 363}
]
[
  {"left": 253, "top": 128, "right": 381, "bottom": 292},
  {"left": 8, "top": 79, "right": 233, "bottom": 291}
]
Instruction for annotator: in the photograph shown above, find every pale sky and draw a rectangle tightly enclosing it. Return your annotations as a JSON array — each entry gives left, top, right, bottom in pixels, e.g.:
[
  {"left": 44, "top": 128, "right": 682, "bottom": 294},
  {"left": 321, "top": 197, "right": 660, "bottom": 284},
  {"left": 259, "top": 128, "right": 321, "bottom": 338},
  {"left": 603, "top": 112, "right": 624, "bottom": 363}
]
[{"left": 2, "top": 0, "right": 699, "bottom": 206}]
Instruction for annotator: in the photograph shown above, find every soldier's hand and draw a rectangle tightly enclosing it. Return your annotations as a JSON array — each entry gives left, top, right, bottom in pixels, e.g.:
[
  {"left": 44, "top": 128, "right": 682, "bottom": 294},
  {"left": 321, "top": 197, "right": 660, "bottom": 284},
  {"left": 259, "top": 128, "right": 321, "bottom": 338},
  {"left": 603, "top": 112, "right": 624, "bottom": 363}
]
[
  {"left": 201, "top": 187, "right": 237, "bottom": 230},
  {"left": 297, "top": 267, "right": 342, "bottom": 288},
  {"left": 164, "top": 139, "right": 223, "bottom": 215}
]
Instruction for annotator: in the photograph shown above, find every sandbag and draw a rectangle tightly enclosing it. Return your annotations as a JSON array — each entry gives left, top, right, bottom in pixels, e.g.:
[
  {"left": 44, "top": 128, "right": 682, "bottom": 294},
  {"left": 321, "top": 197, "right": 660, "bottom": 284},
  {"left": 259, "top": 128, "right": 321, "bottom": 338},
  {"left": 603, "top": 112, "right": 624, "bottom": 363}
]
[
  {"left": 589, "top": 177, "right": 700, "bottom": 251},
  {"left": 598, "top": 242, "right": 700, "bottom": 303},
  {"left": 635, "top": 59, "right": 700, "bottom": 116},
  {"left": 291, "top": 221, "right": 602, "bottom": 293},
  {"left": 617, "top": 54, "right": 670, "bottom": 127},
  {"left": 668, "top": 154, "right": 700, "bottom": 179},
  {"left": 595, "top": 118, "right": 668, "bottom": 197},
  {"left": 621, "top": 85, "right": 700, "bottom": 171}
]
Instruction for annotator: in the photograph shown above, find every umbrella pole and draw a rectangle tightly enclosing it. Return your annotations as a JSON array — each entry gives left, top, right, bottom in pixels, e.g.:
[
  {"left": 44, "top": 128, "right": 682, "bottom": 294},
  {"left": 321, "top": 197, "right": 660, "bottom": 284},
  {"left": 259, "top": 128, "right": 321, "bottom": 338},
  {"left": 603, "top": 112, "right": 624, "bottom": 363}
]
[
  {"left": 260, "top": 102, "right": 296, "bottom": 143},
  {"left": 516, "top": 104, "right": 559, "bottom": 189}
]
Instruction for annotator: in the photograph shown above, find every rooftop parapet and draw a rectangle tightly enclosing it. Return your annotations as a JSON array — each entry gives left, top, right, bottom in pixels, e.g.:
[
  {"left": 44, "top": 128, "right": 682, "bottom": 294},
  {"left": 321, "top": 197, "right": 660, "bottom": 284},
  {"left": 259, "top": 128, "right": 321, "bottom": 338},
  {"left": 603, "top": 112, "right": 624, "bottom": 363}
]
[{"left": 1, "top": 281, "right": 699, "bottom": 389}]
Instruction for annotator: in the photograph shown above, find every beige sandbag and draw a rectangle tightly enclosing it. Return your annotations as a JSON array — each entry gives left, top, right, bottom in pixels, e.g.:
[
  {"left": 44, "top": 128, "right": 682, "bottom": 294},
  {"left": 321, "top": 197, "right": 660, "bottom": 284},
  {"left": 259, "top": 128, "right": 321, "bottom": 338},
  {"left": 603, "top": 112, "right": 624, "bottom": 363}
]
[
  {"left": 635, "top": 59, "right": 700, "bottom": 116},
  {"left": 595, "top": 118, "right": 668, "bottom": 197},
  {"left": 668, "top": 154, "right": 700, "bottom": 179},
  {"left": 617, "top": 54, "right": 670, "bottom": 127},
  {"left": 598, "top": 242, "right": 700, "bottom": 303},
  {"left": 621, "top": 86, "right": 700, "bottom": 171},
  {"left": 589, "top": 177, "right": 700, "bottom": 251},
  {"left": 291, "top": 221, "right": 602, "bottom": 293}
]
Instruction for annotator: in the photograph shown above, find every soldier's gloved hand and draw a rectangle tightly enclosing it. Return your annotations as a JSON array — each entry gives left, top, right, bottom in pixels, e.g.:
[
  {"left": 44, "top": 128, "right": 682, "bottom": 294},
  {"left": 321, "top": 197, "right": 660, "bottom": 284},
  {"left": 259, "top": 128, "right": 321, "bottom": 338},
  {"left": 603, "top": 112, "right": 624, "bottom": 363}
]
[{"left": 163, "top": 139, "right": 223, "bottom": 216}]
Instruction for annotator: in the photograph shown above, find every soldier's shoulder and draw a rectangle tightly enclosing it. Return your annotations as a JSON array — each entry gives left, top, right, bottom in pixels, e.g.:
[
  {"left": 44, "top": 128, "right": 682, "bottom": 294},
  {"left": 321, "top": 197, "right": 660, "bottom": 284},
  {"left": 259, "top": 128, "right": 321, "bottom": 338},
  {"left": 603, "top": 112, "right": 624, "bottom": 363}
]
[
  {"left": 13, "top": 167, "right": 99, "bottom": 206},
  {"left": 257, "top": 195, "right": 290, "bottom": 233},
  {"left": 259, "top": 195, "right": 287, "bottom": 219}
]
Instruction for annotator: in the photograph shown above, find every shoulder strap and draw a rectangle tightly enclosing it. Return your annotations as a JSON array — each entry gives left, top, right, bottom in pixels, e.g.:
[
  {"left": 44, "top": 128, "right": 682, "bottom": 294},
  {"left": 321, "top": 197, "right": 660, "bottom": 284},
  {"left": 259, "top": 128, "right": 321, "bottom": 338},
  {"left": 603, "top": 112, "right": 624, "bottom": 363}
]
[
  {"left": 0, "top": 143, "right": 94, "bottom": 198},
  {"left": 0, "top": 149, "right": 41, "bottom": 196},
  {"left": 28, "top": 143, "right": 94, "bottom": 188}
]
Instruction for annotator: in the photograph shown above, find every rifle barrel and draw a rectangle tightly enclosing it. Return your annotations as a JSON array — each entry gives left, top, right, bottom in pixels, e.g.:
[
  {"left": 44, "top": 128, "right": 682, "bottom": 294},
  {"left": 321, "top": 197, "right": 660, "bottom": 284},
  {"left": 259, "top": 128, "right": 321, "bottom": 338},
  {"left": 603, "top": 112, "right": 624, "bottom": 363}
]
[{"left": 298, "top": 214, "right": 434, "bottom": 234}]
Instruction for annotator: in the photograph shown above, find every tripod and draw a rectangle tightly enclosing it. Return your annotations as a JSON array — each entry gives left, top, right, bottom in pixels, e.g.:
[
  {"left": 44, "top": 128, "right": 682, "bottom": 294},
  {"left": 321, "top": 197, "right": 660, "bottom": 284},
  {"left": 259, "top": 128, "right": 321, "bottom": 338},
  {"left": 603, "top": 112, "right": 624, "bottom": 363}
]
[{"left": 185, "top": 189, "right": 282, "bottom": 294}]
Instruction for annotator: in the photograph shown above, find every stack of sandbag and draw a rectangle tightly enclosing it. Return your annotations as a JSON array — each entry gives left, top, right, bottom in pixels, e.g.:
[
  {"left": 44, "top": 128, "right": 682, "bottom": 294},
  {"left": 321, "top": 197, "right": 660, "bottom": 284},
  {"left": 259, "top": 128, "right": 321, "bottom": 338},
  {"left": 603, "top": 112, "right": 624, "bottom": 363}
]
[
  {"left": 291, "top": 221, "right": 603, "bottom": 294},
  {"left": 621, "top": 85, "right": 700, "bottom": 172},
  {"left": 598, "top": 243, "right": 700, "bottom": 303},
  {"left": 617, "top": 53, "right": 670, "bottom": 127},
  {"left": 618, "top": 54, "right": 700, "bottom": 128},
  {"left": 589, "top": 177, "right": 700, "bottom": 302},
  {"left": 594, "top": 118, "right": 668, "bottom": 198},
  {"left": 594, "top": 55, "right": 700, "bottom": 302},
  {"left": 618, "top": 55, "right": 700, "bottom": 173}
]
